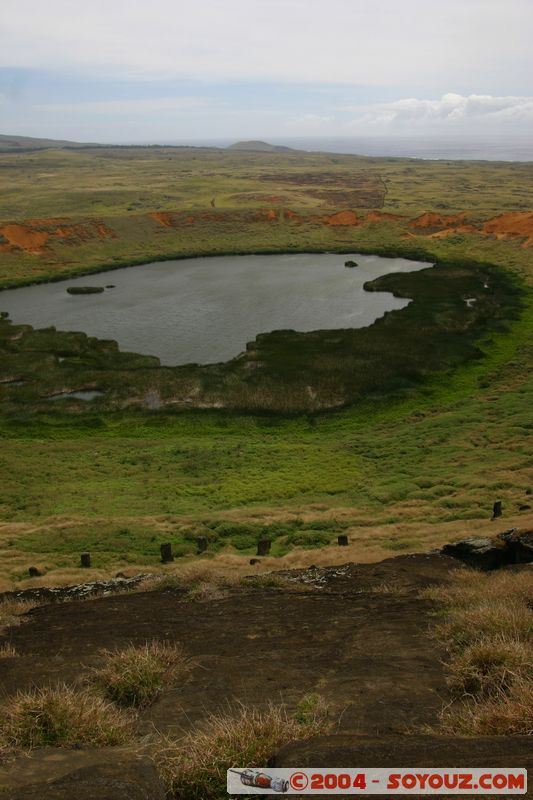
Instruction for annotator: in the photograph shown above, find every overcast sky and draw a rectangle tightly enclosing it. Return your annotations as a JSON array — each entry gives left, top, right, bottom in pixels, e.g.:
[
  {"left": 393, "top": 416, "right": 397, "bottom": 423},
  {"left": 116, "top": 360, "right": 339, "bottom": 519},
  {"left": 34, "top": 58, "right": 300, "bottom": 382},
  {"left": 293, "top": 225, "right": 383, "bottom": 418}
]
[{"left": 1, "top": 0, "right": 533, "bottom": 142}]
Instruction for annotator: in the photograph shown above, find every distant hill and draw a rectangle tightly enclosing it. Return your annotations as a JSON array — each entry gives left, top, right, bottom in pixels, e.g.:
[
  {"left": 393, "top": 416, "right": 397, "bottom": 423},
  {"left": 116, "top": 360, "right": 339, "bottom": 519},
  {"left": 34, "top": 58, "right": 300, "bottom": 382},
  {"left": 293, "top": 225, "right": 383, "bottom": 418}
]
[
  {"left": 0, "top": 134, "right": 95, "bottom": 152},
  {"left": 227, "top": 140, "right": 296, "bottom": 153}
]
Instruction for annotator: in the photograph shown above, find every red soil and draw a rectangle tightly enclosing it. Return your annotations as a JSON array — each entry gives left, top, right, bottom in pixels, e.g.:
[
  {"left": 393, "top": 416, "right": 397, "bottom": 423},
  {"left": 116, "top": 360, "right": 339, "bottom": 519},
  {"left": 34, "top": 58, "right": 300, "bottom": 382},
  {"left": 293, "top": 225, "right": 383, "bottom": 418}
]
[
  {"left": 409, "top": 212, "right": 469, "bottom": 231},
  {"left": 0, "top": 219, "right": 117, "bottom": 255},
  {"left": 0, "top": 224, "right": 50, "bottom": 254},
  {"left": 94, "top": 222, "right": 116, "bottom": 240},
  {"left": 322, "top": 210, "right": 360, "bottom": 226},
  {"left": 150, "top": 212, "right": 174, "bottom": 227},
  {"left": 365, "top": 211, "right": 403, "bottom": 223},
  {"left": 482, "top": 211, "right": 533, "bottom": 247}
]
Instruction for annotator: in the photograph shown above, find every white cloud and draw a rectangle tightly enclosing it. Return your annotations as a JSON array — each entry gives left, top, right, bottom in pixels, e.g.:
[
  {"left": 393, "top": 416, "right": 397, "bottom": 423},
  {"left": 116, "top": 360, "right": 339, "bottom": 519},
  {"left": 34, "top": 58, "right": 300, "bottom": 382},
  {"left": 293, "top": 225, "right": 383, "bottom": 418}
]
[
  {"left": 348, "top": 93, "right": 533, "bottom": 130},
  {"left": 1, "top": 0, "right": 532, "bottom": 90}
]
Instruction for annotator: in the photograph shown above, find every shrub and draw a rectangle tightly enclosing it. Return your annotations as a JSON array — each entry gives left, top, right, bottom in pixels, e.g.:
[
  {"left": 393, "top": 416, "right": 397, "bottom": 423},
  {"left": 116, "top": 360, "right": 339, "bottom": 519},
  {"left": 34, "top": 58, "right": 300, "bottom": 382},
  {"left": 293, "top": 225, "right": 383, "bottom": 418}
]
[
  {"left": 0, "top": 643, "right": 16, "bottom": 659},
  {"left": 286, "top": 530, "right": 331, "bottom": 549},
  {"left": 383, "top": 538, "right": 417, "bottom": 551},
  {"left": 214, "top": 521, "right": 261, "bottom": 539},
  {"left": 447, "top": 637, "right": 532, "bottom": 697},
  {"left": 187, "top": 582, "right": 230, "bottom": 601},
  {"left": 294, "top": 693, "right": 329, "bottom": 726},
  {"left": 90, "top": 641, "right": 191, "bottom": 707},
  {"left": 0, "top": 685, "right": 134, "bottom": 748},
  {"left": 261, "top": 522, "right": 294, "bottom": 537},
  {"left": 241, "top": 574, "right": 288, "bottom": 589},
  {"left": 440, "top": 678, "right": 533, "bottom": 736},
  {"left": 0, "top": 600, "right": 37, "bottom": 633},
  {"left": 231, "top": 534, "right": 256, "bottom": 551},
  {"left": 436, "top": 600, "right": 532, "bottom": 650},
  {"left": 427, "top": 567, "right": 533, "bottom": 735},
  {"left": 157, "top": 700, "right": 330, "bottom": 800}
]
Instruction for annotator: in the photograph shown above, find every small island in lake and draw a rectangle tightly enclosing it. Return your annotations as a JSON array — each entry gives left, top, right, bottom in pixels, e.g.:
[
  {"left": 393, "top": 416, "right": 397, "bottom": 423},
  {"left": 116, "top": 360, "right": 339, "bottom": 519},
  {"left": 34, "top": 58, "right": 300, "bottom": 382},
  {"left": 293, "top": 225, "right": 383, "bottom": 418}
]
[{"left": 67, "top": 286, "right": 105, "bottom": 295}]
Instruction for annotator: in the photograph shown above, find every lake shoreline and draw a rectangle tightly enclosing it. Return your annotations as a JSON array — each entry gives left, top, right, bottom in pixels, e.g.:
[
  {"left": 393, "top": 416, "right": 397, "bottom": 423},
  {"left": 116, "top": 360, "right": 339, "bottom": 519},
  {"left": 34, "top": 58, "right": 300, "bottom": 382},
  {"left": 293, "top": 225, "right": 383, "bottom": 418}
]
[
  {"left": 0, "top": 244, "right": 437, "bottom": 293},
  {"left": 0, "top": 256, "right": 525, "bottom": 415},
  {"left": 3, "top": 252, "right": 432, "bottom": 367}
]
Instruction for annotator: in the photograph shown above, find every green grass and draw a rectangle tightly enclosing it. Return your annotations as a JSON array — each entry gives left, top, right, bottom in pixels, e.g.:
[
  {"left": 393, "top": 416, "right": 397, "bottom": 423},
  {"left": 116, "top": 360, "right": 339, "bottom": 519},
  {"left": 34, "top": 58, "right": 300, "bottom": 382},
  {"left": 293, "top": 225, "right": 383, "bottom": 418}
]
[
  {"left": 0, "top": 321, "right": 531, "bottom": 574},
  {"left": 0, "top": 146, "right": 531, "bottom": 580},
  {"left": 0, "top": 147, "right": 532, "bottom": 290}
]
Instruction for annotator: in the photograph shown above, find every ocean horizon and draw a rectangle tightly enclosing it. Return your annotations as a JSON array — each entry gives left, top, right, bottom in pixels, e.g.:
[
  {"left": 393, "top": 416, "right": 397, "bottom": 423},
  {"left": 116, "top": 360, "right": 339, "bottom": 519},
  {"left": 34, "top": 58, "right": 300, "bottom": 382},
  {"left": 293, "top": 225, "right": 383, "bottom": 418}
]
[{"left": 144, "top": 134, "right": 533, "bottom": 163}]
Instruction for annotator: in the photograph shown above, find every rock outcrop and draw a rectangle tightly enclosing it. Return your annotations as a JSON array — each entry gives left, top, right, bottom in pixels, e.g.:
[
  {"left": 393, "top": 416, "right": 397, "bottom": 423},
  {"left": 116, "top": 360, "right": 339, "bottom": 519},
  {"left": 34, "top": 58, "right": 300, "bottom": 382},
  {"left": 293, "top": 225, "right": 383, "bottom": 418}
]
[
  {"left": 442, "top": 529, "right": 533, "bottom": 570},
  {"left": 6, "top": 759, "right": 166, "bottom": 800}
]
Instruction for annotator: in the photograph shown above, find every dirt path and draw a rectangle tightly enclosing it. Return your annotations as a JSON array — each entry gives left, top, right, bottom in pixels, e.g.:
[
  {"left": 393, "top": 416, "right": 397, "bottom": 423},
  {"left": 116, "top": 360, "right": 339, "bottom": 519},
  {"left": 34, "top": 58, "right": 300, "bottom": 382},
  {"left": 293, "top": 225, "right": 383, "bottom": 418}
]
[
  {"left": 1, "top": 555, "right": 450, "bottom": 736},
  {"left": 0, "top": 554, "right": 450, "bottom": 790},
  {"left": 1, "top": 553, "right": 530, "bottom": 796}
]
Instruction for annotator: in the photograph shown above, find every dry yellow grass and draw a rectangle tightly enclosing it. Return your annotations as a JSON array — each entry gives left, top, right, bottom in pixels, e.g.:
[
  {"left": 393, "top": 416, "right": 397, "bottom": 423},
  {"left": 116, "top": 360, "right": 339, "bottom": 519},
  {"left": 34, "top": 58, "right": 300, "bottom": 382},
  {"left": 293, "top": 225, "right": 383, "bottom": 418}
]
[
  {"left": 440, "top": 678, "right": 533, "bottom": 736},
  {"left": 156, "top": 700, "right": 330, "bottom": 800},
  {"left": 446, "top": 637, "right": 532, "bottom": 697},
  {"left": 148, "top": 561, "right": 294, "bottom": 600},
  {"left": 436, "top": 601, "right": 532, "bottom": 650},
  {"left": 0, "top": 643, "right": 16, "bottom": 659},
  {"left": 0, "top": 599, "right": 38, "bottom": 634},
  {"left": 4, "top": 511, "right": 533, "bottom": 591},
  {"left": 426, "top": 566, "right": 533, "bottom": 735},
  {"left": 0, "top": 685, "right": 135, "bottom": 749},
  {"left": 90, "top": 641, "right": 191, "bottom": 707}
]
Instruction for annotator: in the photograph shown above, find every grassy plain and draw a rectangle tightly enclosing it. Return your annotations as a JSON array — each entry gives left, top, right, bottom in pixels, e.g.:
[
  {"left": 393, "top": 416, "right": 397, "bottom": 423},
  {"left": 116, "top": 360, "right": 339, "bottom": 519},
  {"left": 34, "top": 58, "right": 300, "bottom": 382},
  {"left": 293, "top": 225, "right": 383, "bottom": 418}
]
[{"left": 0, "top": 146, "right": 532, "bottom": 585}]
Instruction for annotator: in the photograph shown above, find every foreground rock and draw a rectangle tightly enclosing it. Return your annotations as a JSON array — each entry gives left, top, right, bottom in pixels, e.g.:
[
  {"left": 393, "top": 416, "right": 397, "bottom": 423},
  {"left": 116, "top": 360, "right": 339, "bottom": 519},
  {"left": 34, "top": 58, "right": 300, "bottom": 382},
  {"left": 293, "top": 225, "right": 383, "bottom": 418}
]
[
  {"left": 0, "top": 573, "right": 153, "bottom": 604},
  {"left": 498, "top": 527, "right": 533, "bottom": 562},
  {"left": 0, "top": 553, "right": 527, "bottom": 797},
  {"left": 273, "top": 733, "right": 533, "bottom": 770},
  {"left": 441, "top": 537, "right": 507, "bottom": 570},
  {"left": 0, "top": 555, "right": 453, "bottom": 742},
  {"left": 442, "top": 528, "right": 533, "bottom": 570},
  {"left": 6, "top": 758, "right": 165, "bottom": 800}
]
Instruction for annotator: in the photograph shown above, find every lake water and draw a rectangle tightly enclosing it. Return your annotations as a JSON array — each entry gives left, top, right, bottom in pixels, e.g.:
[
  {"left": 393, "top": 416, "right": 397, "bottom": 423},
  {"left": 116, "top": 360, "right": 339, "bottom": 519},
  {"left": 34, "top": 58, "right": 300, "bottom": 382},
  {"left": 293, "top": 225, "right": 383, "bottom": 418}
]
[{"left": 1, "top": 253, "right": 432, "bottom": 366}]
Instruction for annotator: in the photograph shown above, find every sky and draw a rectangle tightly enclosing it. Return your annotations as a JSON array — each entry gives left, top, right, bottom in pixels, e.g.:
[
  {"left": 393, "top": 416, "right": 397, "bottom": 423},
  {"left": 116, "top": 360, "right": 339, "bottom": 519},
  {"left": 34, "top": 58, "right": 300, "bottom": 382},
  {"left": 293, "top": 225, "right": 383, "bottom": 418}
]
[{"left": 1, "top": 0, "right": 533, "bottom": 143}]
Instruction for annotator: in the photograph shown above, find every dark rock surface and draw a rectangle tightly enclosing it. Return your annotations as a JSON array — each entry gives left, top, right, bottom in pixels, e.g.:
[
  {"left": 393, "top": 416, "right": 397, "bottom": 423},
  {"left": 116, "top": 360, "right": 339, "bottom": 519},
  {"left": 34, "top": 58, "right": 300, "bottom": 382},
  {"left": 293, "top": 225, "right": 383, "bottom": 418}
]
[
  {"left": 442, "top": 528, "right": 533, "bottom": 569},
  {"left": 440, "top": 537, "right": 506, "bottom": 570},
  {"left": 273, "top": 733, "right": 533, "bottom": 772},
  {"left": 498, "top": 527, "right": 533, "bottom": 563},
  {"left": 4, "top": 758, "right": 165, "bottom": 800},
  {"left": 0, "top": 573, "right": 153, "bottom": 605}
]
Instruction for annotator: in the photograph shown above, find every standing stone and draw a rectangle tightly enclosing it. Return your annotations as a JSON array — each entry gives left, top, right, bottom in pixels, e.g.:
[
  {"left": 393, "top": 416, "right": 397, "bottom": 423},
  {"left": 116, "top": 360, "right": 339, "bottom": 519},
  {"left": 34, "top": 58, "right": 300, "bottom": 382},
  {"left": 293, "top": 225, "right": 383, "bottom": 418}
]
[
  {"left": 492, "top": 500, "right": 503, "bottom": 519},
  {"left": 337, "top": 534, "right": 349, "bottom": 546},
  {"left": 257, "top": 539, "right": 271, "bottom": 556},
  {"left": 160, "top": 543, "right": 174, "bottom": 563},
  {"left": 196, "top": 536, "right": 208, "bottom": 553},
  {"left": 80, "top": 552, "right": 91, "bottom": 568}
]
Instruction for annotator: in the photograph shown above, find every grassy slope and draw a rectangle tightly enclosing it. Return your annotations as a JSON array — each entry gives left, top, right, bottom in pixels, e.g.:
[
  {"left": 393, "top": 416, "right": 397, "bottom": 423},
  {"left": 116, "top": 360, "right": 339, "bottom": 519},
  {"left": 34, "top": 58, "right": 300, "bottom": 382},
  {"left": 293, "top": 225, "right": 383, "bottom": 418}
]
[{"left": 0, "top": 147, "right": 532, "bottom": 585}]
